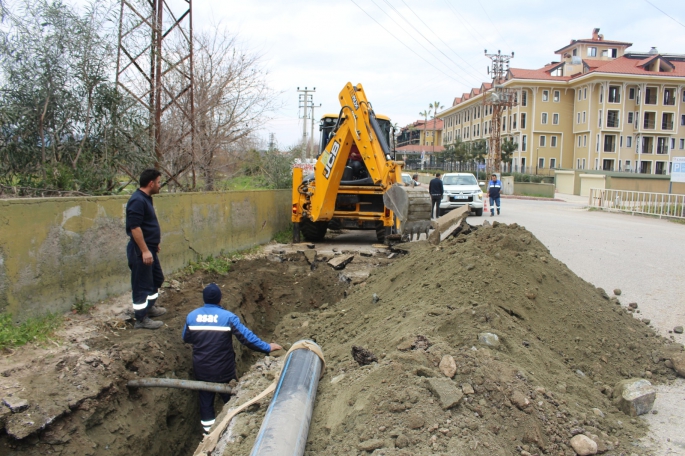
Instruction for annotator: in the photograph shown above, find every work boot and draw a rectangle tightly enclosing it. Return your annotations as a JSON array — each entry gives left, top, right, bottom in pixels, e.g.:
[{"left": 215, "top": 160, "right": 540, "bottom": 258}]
[
  {"left": 134, "top": 317, "right": 164, "bottom": 330},
  {"left": 147, "top": 305, "right": 167, "bottom": 318},
  {"left": 490, "top": 212, "right": 494, "bottom": 217},
  {"left": 497, "top": 209, "right": 500, "bottom": 215}
]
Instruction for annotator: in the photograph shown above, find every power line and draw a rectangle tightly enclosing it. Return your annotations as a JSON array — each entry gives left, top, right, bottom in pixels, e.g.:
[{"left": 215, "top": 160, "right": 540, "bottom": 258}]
[
  {"left": 397, "top": 0, "right": 485, "bottom": 80},
  {"left": 441, "top": 0, "right": 490, "bottom": 49},
  {"left": 642, "top": 0, "right": 685, "bottom": 29},
  {"left": 347, "top": 0, "right": 471, "bottom": 85},
  {"left": 475, "top": 0, "right": 513, "bottom": 49}
]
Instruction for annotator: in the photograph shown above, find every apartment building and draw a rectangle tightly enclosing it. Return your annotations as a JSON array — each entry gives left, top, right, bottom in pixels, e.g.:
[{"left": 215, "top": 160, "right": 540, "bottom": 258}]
[
  {"left": 396, "top": 119, "right": 444, "bottom": 151},
  {"left": 439, "top": 28, "right": 685, "bottom": 175}
]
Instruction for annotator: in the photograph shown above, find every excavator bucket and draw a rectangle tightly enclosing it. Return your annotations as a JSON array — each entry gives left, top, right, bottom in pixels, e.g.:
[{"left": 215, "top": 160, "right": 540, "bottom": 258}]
[{"left": 383, "top": 184, "right": 432, "bottom": 240}]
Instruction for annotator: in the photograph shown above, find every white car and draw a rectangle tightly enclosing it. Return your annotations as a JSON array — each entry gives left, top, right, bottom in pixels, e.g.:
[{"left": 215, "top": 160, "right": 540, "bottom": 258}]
[
  {"left": 439, "top": 173, "right": 484, "bottom": 216},
  {"left": 401, "top": 173, "right": 412, "bottom": 185}
]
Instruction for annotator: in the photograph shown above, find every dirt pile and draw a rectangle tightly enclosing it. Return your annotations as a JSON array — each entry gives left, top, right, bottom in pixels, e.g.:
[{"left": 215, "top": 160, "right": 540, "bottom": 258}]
[
  {"left": 0, "top": 254, "right": 347, "bottom": 456},
  {"left": 221, "top": 222, "right": 682, "bottom": 456}
]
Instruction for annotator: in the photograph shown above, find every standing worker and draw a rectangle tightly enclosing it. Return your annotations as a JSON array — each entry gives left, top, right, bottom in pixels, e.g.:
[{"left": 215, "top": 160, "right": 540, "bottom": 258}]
[
  {"left": 487, "top": 173, "right": 502, "bottom": 216},
  {"left": 183, "top": 284, "right": 283, "bottom": 434},
  {"left": 428, "top": 172, "right": 443, "bottom": 219},
  {"left": 126, "top": 168, "right": 167, "bottom": 329}
]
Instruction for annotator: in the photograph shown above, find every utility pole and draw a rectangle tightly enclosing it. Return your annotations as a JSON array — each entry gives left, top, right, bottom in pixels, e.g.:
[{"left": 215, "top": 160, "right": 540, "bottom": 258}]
[
  {"left": 297, "top": 87, "right": 315, "bottom": 160},
  {"left": 483, "top": 49, "right": 515, "bottom": 175},
  {"left": 309, "top": 102, "right": 322, "bottom": 158},
  {"left": 268, "top": 132, "right": 275, "bottom": 152}
]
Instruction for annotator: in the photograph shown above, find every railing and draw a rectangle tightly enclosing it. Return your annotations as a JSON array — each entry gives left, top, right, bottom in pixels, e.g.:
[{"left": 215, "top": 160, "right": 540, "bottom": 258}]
[
  {"left": 662, "top": 121, "right": 674, "bottom": 130},
  {"left": 588, "top": 188, "right": 685, "bottom": 219}
]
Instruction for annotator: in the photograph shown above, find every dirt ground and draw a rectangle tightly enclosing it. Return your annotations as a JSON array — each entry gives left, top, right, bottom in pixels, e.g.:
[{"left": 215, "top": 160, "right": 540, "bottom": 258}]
[{"left": 1, "top": 222, "right": 683, "bottom": 456}]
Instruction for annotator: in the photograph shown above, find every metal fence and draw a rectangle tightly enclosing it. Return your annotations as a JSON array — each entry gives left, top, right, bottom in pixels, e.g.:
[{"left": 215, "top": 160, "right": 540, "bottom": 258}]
[{"left": 588, "top": 188, "right": 685, "bottom": 219}]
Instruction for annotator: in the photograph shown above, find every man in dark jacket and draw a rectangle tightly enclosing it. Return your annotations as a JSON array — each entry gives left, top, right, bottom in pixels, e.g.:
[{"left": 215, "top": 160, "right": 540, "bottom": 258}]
[
  {"left": 428, "top": 173, "right": 444, "bottom": 219},
  {"left": 183, "top": 284, "right": 282, "bottom": 433},
  {"left": 487, "top": 173, "right": 502, "bottom": 216},
  {"left": 126, "top": 168, "right": 166, "bottom": 329}
]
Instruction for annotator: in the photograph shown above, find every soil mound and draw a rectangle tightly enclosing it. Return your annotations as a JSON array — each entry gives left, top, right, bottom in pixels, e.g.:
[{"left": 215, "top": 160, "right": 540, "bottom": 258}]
[{"left": 223, "top": 222, "right": 680, "bottom": 456}]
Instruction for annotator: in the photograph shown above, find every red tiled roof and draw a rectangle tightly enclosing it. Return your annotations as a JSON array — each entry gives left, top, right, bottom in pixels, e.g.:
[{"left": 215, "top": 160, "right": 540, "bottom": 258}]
[
  {"left": 574, "top": 55, "right": 685, "bottom": 78},
  {"left": 452, "top": 97, "right": 462, "bottom": 106},
  {"left": 555, "top": 39, "right": 632, "bottom": 54},
  {"left": 508, "top": 67, "right": 572, "bottom": 81},
  {"left": 403, "top": 119, "right": 444, "bottom": 130},
  {"left": 582, "top": 59, "right": 608, "bottom": 69},
  {"left": 396, "top": 144, "right": 445, "bottom": 153}
]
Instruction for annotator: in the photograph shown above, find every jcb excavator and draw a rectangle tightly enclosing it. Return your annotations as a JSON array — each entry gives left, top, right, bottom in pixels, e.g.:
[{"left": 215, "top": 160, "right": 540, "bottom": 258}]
[{"left": 291, "top": 82, "right": 432, "bottom": 243}]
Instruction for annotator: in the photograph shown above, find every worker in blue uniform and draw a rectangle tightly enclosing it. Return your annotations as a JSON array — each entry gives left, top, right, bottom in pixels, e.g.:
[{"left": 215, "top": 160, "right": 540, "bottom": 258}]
[
  {"left": 183, "top": 283, "right": 283, "bottom": 433},
  {"left": 487, "top": 173, "right": 502, "bottom": 216},
  {"left": 126, "top": 168, "right": 166, "bottom": 329}
]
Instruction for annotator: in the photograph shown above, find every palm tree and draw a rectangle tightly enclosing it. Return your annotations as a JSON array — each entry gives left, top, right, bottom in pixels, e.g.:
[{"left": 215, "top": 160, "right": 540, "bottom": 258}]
[{"left": 429, "top": 101, "right": 444, "bottom": 157}]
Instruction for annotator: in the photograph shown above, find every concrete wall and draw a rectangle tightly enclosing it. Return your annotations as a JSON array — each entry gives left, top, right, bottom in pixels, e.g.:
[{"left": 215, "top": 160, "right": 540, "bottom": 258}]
[
  {"left": 554, "top": 170, "right": 575, "bottom": 195},
  {"left": 554, "top": 169, "right": 685, "bottom": 196},
  {"left": 513, "top": 182, "right": 556, "bottom": 198},
  {"left": 580, "top": 174, "right": 606, "bottom": 197},
  {"left": 0, "top": 190, "right": 291, "bottom": 318}
]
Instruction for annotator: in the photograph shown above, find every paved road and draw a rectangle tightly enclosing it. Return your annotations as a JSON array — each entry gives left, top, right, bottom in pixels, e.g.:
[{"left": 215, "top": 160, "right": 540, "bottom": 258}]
[{"left": 466, "top": 195, "right": 685, "bottom": 455}]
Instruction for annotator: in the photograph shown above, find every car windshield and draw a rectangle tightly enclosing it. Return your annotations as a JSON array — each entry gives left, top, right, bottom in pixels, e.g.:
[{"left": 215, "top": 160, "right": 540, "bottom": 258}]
[
  {"left": 443, "top": 175, "right": 477, "bottom": 186},
  {"left": 402, "top": 174, "right": 411, "bottom": 184}
]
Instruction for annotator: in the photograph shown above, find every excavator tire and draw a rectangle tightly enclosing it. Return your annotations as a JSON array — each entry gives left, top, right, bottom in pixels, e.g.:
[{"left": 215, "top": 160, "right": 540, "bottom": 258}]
[
  {"left": 375, "top": 222, "right": 387, "bottom": 243},
  {"left": 328, "top": 218, "right": 342, "bottom": 231},
  {"left": 300, "top": 218, "right": 329, "bottom": 242}
]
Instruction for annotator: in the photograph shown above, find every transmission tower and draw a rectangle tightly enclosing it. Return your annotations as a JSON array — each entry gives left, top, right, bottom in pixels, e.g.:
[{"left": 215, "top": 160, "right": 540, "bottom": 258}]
[
  {"left": 116, "top": 0, "right": 195, "bottom": 186},
  {"left": 483, "top": 49, "right": 515, "bottom": 174},
  {"left": 297, "top": 87, "right": 315, "bottom": 160}
]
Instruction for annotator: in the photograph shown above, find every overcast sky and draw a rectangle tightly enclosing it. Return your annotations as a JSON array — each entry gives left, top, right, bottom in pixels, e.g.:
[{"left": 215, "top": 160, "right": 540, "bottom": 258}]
[{"left": 154, "top": 0, "right": 685, "bottom": 147}]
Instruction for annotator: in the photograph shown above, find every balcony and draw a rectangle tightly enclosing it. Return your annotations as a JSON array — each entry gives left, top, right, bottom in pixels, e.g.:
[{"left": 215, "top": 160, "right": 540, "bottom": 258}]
[
  {"left": 656, "top": 145, "right": 668, "bottom": 154},
  {"left": 607, "top": 111, "right": 619, "bottom": 128},
  {"left": 643, "top": 113, "right": 656, "bottom": 130},
  {"left": 662, "top": 121, "right": 674, "bottom": 130}
]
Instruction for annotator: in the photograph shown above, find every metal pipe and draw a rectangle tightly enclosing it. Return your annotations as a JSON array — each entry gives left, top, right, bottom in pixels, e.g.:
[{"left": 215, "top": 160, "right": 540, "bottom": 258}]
[
  {"left": 250, "top": 340, "right": 323, "bottom": 456},
  {"left": 127, "top": 378, "right": 233, "bottom": 394}
]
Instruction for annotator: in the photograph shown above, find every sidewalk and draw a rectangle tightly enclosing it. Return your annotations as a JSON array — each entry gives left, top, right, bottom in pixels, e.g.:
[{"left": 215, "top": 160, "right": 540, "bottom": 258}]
[{"left": 553, "top": 192, "right": 588, "bottom": 204}]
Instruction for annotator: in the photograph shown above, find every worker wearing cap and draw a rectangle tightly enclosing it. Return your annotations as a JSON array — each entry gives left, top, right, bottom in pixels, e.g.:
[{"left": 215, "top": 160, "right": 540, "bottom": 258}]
[
  {"left": 183, "top": 284, "right": 282, "bottom": 434},
  {"left": 487, "top": 173, "right": 502, "bottom": 216}
]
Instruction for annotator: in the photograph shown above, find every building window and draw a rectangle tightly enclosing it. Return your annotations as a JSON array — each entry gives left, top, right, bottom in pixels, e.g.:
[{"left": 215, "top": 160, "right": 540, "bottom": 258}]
[
  {"left": 627, "top": 136, "right": 632, "bottom": 148},
  {"left": 657, "top": 137, "right": 668, "bottom": 154},
  {"left": 502, "top": 116, "right": 506, "bottom": 131},
  {"left": 542, "top": 90, "right": 549, "bottom": 102},
  {"left": 620, "top": 136, "right": 623, "bottom": 147},
  {"left": 577, "top": 112, "right": 581, "bottom": 124},
  {"left": 634, "top": 112, "right": 639, "bottom": 126},
  {"left": 680, "top": 139, "right": 684, "bottom": 149},
  {"left": 513, "top": 114, "right": 517, "bottom": 129},
  {"left": 629, "top": 88, "right": 635, "bottom": 100},
  {"left": 538, "top": 158, "right": 545, "bottom": 169},
  {"left": 681, "top": 114, "right": 685, "bottom": 126},
  {"left": 521, "top": 113, "right": 526, "bottom": 129},
  {"left": 582, "top": 158, "right": 586, "bottom": 169},
  {"left": 578, "top": 136, "right": 582, "bottom": 147},
  {"left": 607, "top": 110, "right": 619, "bottom": 128},
  {"left": 643, "top": 112, "right": 656, "bottom": 129},
  {"left": 645, "top": 87, "right": 657, "bottom": 105},
  {"left": 584, "top": 88, "right": 587, "bottom": 99},
  {"left": 582, "top": 111, "right": 586, "bottom": 123},
  {"left": 595, "top": 158, "right": 599, "bottom": 170},
  {"left": 598, "top": 110, "right": 602, "bottom": 127},
  {"left": 671, "top": 138, "right": 676, "bottom": 150},
  {"left": 583, "top": 135, "right": 587, "bottom": 147},
  {"left": 551, "top": 136, "right": 558, "bottom": 147},
  {"left": 577, "top": 159, "right": 581, "bottom": 169},
  {"left": 553, "top": 90, "right": 560, "bottom": 102},
  {"left": 522, "top": 135, "right": 527, "bottom": 151},
  {"left": 600, "top": 91, "right": 603, "bottom": 104},
  {"left": 662, "top": 113, "right": 674, "bottom": 130},
  {"left": 604, "top": 135, "right": 616, "bottom": 152},
  {"left": 627, "top": 112, "right": 634, "bottom": 124},
  {"left": 553, "top": 113, "right": 559, "bottom": 125},
  {"left": 540, "top": 135, "right": 546, "bottom": 147},
  {"left": 596, "top": 134, "right": 600, "bottom": 152},
  {"left": 664, "top": 88, "right": 675, "bottom": 106},
  {"left": 625, "top": 160, "right": 631, "bottom": 171},
  {"left": 608, "top": 86, "right": 620, "bottom": 103},
  {"left": 588, "top": 47, "right": 597, "bottom": 57},
  {"left": 611, "top": 48, "right": 617, "bottom": 58},
  {"left": 550, "top": 158, "right": 556, "bottom": 169},
  {"left": 603, "top": 159, "right": 615, "bottom": 171},
  {"left": 541, "top": 113, "right": 548, "bottom": 124},
  {"left": 522, "top": 90, "right": 527, "bottom": 106},
  {"left": 601, "top": 49, "right": 608, "bottom": 58},
  {"left": 578, "top": 90, "right": 581, "bottom": 101}
]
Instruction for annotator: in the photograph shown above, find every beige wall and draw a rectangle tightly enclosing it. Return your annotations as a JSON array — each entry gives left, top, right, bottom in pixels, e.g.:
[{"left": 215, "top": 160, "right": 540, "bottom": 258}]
[
  {"left": 0, "top": 190, "right": 291, "bottom": 318},
  {"left": 555, "top": 171, "right": 576, "bottom": 194},
  {"left": 580, "top": 174, "right": 606, "bottom": 196}
]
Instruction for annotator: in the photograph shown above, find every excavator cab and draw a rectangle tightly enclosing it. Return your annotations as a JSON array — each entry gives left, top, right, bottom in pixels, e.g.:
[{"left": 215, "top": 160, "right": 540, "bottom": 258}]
[{"left": 292, "top": 83, "right": 431, "bottom": 244}]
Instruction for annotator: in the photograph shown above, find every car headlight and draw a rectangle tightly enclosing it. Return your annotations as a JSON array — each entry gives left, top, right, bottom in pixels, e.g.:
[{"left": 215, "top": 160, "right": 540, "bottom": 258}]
[{"left": 477, "top": 192, "right": 483, "bottom": 198}]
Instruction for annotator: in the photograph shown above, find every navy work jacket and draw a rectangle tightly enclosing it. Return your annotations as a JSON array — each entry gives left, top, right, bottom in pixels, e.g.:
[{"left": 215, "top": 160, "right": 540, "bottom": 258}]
[
  {"left": 428, "top": 178, "right": 444, "bottom": 197},
  {"left": 182, "top": 304, "right": 271, "bottom": 382},
  {"left": 126, "top": 189, "right": 161, "bottom": 247},
  {"left": 487, "top": 179, "right": 502, "bottom": 198}
]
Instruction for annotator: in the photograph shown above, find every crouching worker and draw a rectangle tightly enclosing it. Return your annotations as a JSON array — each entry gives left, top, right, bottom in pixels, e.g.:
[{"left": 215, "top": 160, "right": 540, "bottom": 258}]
[{"left": 183, "top": 283, "right": 282, "bottom": 434}]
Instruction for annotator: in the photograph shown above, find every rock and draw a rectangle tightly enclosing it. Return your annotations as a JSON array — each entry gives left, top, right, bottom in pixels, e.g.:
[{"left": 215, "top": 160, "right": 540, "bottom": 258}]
[
  {"left": 674, "top": 326, "right": 684, "bottom": 334},
  {"left": 372, "top": 293, "right": 379, "bottom": 304},
  {"left": 477, "top": 332, "right": 500, "bottom": 347},
  {"left": 360, "top": 251, "right": 373, "bottom": 257},
  {"left": 0, "top": 404, "right": 10, "bottom": 427},
  {"left": 570, "top": 434, "right": 598, "bottom": 455},
  {"left": 597, "top": 288, "right": 610, "bottom": 300},
  {"left": 352, "top": 346, "right": 377, "bottom": 366},
  {"left": 461, "top": 383, "right": 475, "bottom": 395},
  {"left": 395, "top": 434, "right": 409, "bottom": 449},
  {"left": 613, "top": 378, "right": 656, "bottom": 416},
  {"left": 328, "top": 254, "right": 354, "bottom": 270},
  {"left": 357, "top": 439, "right": 384, "bottom": 452},
  {"left": 671, "top": 353, "right": 685, "bottom": 377},
  {"left": 331, "top": 374, "right": 346, "bottom": 384},
  {"left": 591, "top": 408, "right": 605, "bottom": 418},
  {"left": 2, "top": 396, "right": 29, "bottom": 413},
  {"left": 642, "top": 318, "right": 651, "bottom": 325},
  {"left": 665, "top": 359, "right": 674, "bottom": 369},
  {"left": 628, "top": 302, "right": 638, "bottom": 309},
  {"left": 426, "top": 378, "right": 464, "bottom": 410},
  {"left": 510, "top": 390, "right": 530, "bottom": 410},
  {"left": 613, "top": 288, "right": 622, "bottom": 296},
  {"left": 306, "top": 243, "right": 316, "bottom": 249},
  {"left": 302, "top": 249, "right": 317, "bottom": 264},
  {"left": 406, "top": 413, "right": 425, "bottom": 429},
  {"left": 439, "top": 355, "right": 457, "bottom": 378}
]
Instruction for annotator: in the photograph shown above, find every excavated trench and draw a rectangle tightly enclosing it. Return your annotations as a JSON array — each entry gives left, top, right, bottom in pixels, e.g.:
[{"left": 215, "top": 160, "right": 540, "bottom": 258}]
[{"left": 0, "top": 252, "right": 349, "bottom": 456}]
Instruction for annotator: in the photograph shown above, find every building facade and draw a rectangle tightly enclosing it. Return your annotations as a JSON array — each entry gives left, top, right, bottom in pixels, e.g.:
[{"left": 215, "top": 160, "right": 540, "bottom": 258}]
[{"left": 438, "top": 28, "right": 685, "bottom": 175}]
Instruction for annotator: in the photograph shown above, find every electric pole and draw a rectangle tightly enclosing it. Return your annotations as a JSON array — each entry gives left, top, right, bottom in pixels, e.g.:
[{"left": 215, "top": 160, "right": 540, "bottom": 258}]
[
  {"left": 309, "top": 102, "right": 322, "bottom": 158},
  {"left": 297, "top": 87, "right": 315, "bottom": 160},
  {"left": 483, "top": 50, "right": 515, "bottom": 175}
]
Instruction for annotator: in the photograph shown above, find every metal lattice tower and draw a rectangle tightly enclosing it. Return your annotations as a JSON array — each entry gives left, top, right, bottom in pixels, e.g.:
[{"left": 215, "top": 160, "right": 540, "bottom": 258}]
[
  {"left": 483, "top": 49, "right": 515, "bottom": 173},
  {"left": 116, "top": 0, "right": 195, "bottom": 186}
]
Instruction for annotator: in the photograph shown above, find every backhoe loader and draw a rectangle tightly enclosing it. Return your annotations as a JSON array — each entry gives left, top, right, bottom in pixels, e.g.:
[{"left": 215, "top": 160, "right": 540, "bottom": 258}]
[{"left": 291, "top": 82, "right": 432, "bottom": 243}]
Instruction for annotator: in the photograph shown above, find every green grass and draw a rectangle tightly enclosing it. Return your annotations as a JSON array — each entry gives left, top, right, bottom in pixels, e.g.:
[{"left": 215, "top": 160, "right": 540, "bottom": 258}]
[
  {"left": 0, "top": 312, "right": 62, "bottom": 350},
  {"left": 518, "top": 192, "right": 554, "bottom": 198},
  {"left": 214, "top": 175, "right": 266, "bottom": 191},
  {"left": 272, "top": 224, "right": 293, "bottom": 244},
  {"left": 71, "top": 298, "right": 94, "bottom": 314},
  {"left": 184, "top": 246, "right": 263, "bottom": 275}
]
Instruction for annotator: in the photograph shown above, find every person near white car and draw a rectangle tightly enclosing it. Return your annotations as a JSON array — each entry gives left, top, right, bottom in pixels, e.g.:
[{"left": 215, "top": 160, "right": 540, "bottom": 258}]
[{"left": 487, "top": 173, "right": 502, "bottom": 216}]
